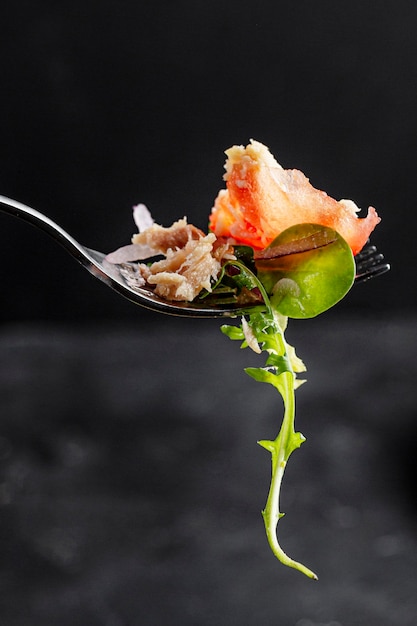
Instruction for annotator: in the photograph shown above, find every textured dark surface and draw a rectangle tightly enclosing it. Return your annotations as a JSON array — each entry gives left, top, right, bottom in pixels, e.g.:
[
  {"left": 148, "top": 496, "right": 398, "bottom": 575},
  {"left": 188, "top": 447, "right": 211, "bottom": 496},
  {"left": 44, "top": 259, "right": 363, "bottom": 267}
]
[{"left": 0, "top": 316, "right": 416, "bottom": 625}]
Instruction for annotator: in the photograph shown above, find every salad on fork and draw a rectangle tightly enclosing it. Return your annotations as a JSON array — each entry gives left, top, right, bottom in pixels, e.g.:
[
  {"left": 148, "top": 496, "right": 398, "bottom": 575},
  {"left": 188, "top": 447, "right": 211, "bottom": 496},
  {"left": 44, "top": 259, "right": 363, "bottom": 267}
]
[{"left": 106, "top": 140, "right": 384, "bottom": 579}]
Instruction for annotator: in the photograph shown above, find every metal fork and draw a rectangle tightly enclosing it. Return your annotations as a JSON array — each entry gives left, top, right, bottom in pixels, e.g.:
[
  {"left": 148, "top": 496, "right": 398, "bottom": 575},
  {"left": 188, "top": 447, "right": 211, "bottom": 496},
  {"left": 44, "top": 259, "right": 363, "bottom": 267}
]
[{"left": 0, "top": 195, "right": 390, "bottom": 318}]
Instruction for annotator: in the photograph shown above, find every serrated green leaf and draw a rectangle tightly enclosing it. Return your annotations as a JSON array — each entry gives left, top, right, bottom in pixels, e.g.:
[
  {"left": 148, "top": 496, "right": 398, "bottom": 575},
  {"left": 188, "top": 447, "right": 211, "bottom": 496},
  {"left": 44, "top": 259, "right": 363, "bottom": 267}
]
[
  {"left": 220, "top": 324, "right": 245, "bottom": 341},
  {"left": 265, "top": 352, "right": 292, "bottom": 374},
  {"left": 245, "top": 367, "right": 275, "bottom": 384},
  {"left": 220, "top": 285, "right": 317, "bottom": 578},
  {"left": 258, "top": 439, "right": 275, "bottom": 453}
]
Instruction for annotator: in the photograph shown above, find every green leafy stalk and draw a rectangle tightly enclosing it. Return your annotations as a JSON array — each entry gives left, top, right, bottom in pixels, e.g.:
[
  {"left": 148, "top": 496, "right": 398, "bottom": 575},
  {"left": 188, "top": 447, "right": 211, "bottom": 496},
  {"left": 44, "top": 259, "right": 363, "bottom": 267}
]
[
  {"left": 218, "top": 227, "right": 357, "bottom": 579},
  {"left": 221, "top": 264, "right": 318, "bottom": 579},
  {"left": 255, "top": 365, "right": 317, "bottom": 580}
]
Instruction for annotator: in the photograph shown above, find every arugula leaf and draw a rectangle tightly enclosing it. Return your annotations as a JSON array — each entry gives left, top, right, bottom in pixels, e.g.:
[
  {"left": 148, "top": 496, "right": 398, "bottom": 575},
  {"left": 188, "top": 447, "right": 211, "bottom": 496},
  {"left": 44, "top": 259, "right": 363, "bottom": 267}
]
[{"left": 221, "top": 267, "right": 318, "bottom": 579}]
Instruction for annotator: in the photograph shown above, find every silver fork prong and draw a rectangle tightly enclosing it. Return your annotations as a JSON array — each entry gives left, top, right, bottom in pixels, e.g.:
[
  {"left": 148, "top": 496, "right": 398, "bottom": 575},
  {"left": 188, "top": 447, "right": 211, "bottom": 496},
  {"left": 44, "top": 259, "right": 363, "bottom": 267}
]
[
  {"left": 355, "top": 244, "right": 390, "bottom": 283},
  {"left": 356, "top": 264, "right": 391, "bottom": 282},
  {"left": 356, "top": 253, "right": 385, "bottom": 271}
]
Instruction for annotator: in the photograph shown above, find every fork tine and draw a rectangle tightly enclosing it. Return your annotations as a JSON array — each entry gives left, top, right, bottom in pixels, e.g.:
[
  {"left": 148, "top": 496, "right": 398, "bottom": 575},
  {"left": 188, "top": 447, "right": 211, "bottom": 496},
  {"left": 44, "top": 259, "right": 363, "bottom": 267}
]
[
  {"left": 356, "top": 263, "right": 391, "bottom": 282},
  {"left": 354, "top": 242, "right": 390, "bottom": 283},
  {"left": 356, "top": 253, "right": 385, "bottom": 271}
]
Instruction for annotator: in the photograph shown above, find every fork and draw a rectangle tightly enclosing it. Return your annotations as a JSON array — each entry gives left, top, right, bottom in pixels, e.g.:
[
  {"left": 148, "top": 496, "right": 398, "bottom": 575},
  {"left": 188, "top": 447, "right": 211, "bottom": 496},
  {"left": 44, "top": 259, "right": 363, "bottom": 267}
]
[{"left": 0, "top": 195, "right": 390, "bottom": 318}]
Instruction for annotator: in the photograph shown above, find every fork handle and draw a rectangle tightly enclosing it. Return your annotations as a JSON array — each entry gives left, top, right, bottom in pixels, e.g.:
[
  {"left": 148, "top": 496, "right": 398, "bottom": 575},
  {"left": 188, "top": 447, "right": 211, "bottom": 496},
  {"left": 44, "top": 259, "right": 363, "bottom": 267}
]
[{"left": 0, "top": 195, "right": 87, "bottom": 262}]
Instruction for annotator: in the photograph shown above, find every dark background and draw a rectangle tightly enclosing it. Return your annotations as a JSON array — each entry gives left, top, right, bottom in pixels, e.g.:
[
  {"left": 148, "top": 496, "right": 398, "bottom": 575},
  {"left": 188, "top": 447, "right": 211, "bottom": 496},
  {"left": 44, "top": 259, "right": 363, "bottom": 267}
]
[
  {"left": 0, "top": 0, "right": 414, "bottom": 323},
  {"left": 1, "top": 2, "right": 417, "bottom": 625}
]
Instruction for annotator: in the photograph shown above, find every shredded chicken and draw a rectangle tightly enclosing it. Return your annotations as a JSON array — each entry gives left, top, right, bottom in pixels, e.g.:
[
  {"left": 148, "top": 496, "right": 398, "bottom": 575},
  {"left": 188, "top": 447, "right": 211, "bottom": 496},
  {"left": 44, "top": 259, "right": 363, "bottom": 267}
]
[
  {"left": 131, "top": 217, "right": 205, "bottom": 254},
  {"left": 105, "top": 206, "right": 235, "bottom": 302},
  {"left": 139, "top": 231, "right": 218, "bottom": 301},
  {"left": 129, "top": 217, "right": 234, "bottom": 301}
]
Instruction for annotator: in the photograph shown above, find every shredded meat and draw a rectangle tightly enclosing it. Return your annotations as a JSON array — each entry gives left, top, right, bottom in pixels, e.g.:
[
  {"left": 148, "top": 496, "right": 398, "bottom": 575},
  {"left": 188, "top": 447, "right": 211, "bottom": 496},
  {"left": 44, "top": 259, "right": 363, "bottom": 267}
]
[
  {"left": 131, "top": 218, "right": 205, "bottom": 254},
  {"left": 132, "top": 218, "right": 234, "bottom": 301}
]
